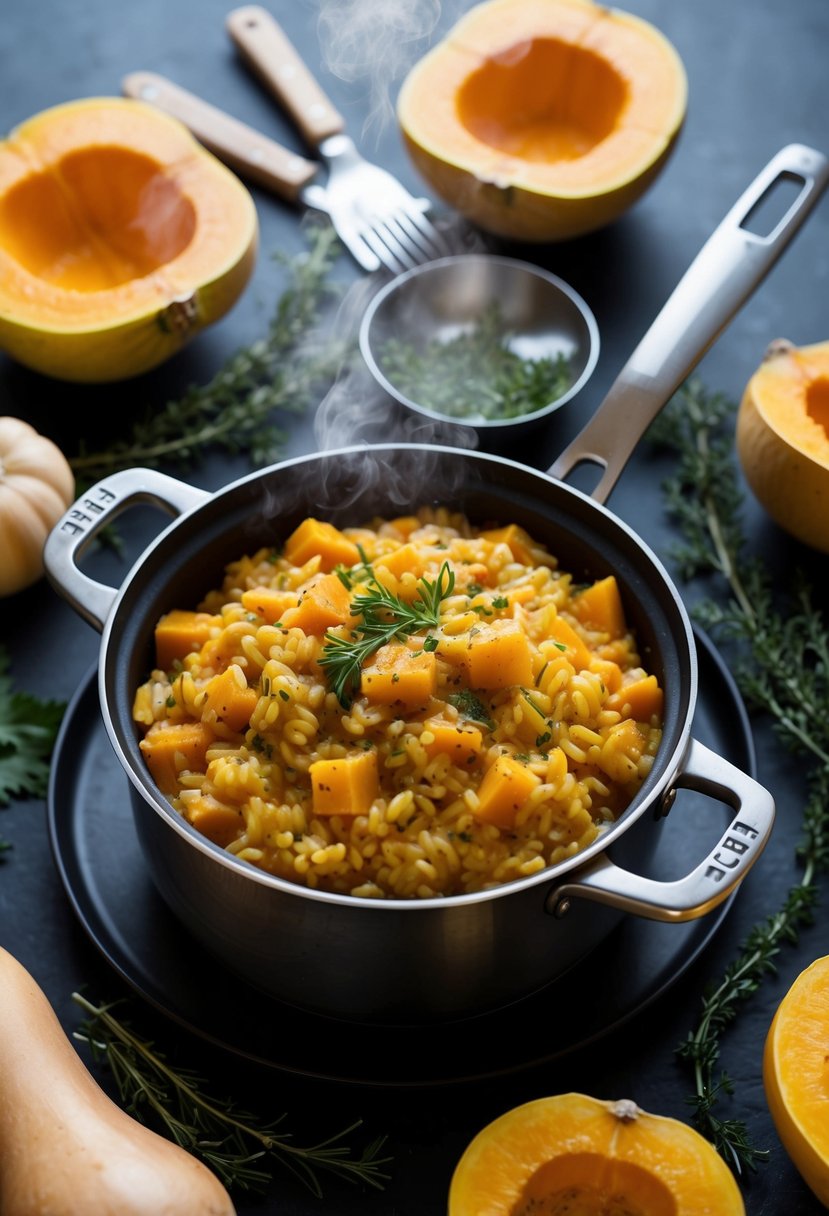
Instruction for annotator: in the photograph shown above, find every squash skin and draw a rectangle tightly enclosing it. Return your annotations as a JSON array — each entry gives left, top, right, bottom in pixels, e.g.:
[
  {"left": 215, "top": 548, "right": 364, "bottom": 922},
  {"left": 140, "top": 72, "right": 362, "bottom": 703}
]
[
  {"left": 0, "top": 97, "right": 258, "bottom": 383},
  {"left": 736, "top": 338, "right": 829, "bottom": 553},
  {"left": 397, "top": 0, "right": 687, "bottom": 241},
  {"left": 0, "top": 946, "right": 236, "bottom": 1216},
  {"left": 448, "top": 1092, "right": 745, "bottom": 1215},
  {"left": 764, "top": 955, "right": 829, "bottom": 1206},
  {"left": 0, "top": 416, "right": 75, "bottom": 596}
]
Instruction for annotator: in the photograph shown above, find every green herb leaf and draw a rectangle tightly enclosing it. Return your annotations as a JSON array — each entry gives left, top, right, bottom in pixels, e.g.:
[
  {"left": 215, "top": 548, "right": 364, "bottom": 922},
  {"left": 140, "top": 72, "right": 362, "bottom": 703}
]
[
  {"left": 0, "top": 647, "right": 65, "bottom": 808},
  {"left": 320, "top": 563, "right": 455, "bottom": 707},
  {"left": 447, "top": 689, "right": 494, "bottom": 729}
]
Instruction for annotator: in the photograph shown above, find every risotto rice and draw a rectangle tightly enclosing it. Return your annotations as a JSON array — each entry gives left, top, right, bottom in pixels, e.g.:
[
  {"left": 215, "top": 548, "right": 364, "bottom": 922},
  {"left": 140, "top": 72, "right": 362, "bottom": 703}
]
[{"left": 132, "top": 508, "right": 663, "bottom": 899}]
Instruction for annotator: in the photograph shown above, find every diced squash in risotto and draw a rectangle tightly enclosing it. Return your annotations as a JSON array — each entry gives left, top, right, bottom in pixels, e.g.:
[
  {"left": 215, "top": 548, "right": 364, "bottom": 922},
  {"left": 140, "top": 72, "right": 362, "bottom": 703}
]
[
  {"left": 154, "top": 609, "right": 218, "bottom": 671},
  {"left": 185, "top": 795, "right": 244, "bottom": 847},
  {"left": 607, "top": 673, "right": 664, "bottom": 723},
  {"left": 422, "top": 716, "right": 483, "bottom": 764},
  {"left": 479, "top": 523, "right": 535, "bottom": 564},
  {"left": 465, "top": 620, "right": 533, "bottom": 688},
  {"left": 310, "top": 750, "right": 380, "bottom": 816},
  {"left": 474, "top": 754, "right": 542, "bottom": 829},
  {"left": 282, "top": 572, "right": 353, "bottom": 634},
  {"left": 571, "top": 574, "right": 628, "bottom": 639},
  {"left": 360, "top": 642, "right": 437, "bottom": 706},
  {"left": 200, "top": 664, "right": 257, "bottom": 731},
  {"left": 283, "top": 517, "right": 360, "bottom": 571},
  {"left": 139, "top": 721, "right": 214, "bottom": 795},
  {"left": 240, "top": 586, "right": 295, "bottom": 624},
  {"left": 547, "top": 615, "right": 594, "bottom": 671}
]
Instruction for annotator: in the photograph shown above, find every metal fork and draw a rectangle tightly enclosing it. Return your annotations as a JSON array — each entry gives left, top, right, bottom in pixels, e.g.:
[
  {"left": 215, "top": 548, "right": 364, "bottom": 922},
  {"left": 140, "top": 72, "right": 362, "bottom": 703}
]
[{"left": 226, "top": 5, "right": 448, "bottom": 275}]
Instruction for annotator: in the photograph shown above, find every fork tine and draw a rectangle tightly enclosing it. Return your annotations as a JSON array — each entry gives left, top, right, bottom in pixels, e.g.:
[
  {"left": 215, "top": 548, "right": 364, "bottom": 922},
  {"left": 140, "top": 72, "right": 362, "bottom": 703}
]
[
  {"left": 390, "top": 209, "right": 449, "bottom": 262},
  {"left": 358, "top": 223, "right": 414, "bottom": 276}
]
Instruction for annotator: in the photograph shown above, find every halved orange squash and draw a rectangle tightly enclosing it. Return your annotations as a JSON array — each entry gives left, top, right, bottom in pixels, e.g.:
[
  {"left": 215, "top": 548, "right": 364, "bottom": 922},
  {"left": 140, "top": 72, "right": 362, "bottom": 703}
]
[
  {"left": 764, "top": 955, "right": 829, "bottom": 1206},
  {"left": 448, "top": 1093, "right": 745, "bottom": 1215},
  {"left": 0, "top": 97, "right": 258, "bottom": 382},
  {"left": 736, "top": 338, "right": 829, "bottom": 553},
  {"left": 397, "top": 0, "right": 687, "bottom": 241}
]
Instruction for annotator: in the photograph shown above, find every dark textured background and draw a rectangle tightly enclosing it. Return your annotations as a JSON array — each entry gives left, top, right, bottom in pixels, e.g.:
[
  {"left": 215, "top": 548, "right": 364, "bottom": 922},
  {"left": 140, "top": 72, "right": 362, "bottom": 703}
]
[{"left": 1, "top": 1, "right": 829, "bottom": 1212}]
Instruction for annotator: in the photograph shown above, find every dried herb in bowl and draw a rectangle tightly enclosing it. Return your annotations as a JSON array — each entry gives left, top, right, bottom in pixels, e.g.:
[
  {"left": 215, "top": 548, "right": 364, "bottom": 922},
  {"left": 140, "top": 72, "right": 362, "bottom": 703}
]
[{"left": 377, "top": 303, "right": 574, "bottom": 422}]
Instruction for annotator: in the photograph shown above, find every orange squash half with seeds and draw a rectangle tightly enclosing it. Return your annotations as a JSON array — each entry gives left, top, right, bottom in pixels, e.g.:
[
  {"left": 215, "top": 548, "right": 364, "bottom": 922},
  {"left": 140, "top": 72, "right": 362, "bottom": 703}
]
[
  {"left": 0, "top": 97, "right": 257, "bottom": 382},
  {"left": 448, "top": 1093, "right": 745, "bottom": 1215},
  {"left": 397, "top": 0, "right": 687, "bottom": 241}
]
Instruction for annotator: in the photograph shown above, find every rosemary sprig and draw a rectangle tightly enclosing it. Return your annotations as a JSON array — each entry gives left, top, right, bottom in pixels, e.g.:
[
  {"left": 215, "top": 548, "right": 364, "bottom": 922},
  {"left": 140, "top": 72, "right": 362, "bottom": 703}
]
[
  {"left": 650, "top": 378, "right": 829, "bottom": 1173},
  {"left": 72, "top": 993, "right": 391, "bottom": 1197},
  {"left": 69, "top": 223, "right": 346, "bottom": 482},
  {"left": 320, "top": 561, "right": 455, "bottom": 706}
]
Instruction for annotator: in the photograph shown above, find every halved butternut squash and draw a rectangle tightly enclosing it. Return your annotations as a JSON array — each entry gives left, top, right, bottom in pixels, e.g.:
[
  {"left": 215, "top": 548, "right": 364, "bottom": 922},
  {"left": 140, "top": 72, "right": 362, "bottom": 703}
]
[
  {"left": 0, "top": 97, "right": 257, "bottom": 381},
  {"left": 449, "top": 1093, "right": 744, "bottom": 1215},
  {"left": 397, "top": 0, "right": 686, "bottom": 241}
]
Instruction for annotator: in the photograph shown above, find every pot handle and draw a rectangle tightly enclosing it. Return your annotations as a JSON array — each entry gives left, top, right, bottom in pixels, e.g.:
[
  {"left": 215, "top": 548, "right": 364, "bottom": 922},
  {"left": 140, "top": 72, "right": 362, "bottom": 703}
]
[
  {"left": 43, "top": 468, "right": 210, "bottom": 633},
  {"left": 546, "top": 738, "right": 774, "bottom": 922},
  {"left": 548, "top": 143, "right": 829, "bottom": 505}
]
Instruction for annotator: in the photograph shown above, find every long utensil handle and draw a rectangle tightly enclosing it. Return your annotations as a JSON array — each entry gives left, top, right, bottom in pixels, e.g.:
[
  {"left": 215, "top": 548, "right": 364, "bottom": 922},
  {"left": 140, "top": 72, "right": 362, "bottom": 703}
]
[
  {"left": 122, "top": 70, "right": 319, "bottom": 202},
  {"left": 549, "top": 143, "right": 829, "bottom": 505},
  {"left": 227, "top": 5, "right": 345, "bottom": 147}
]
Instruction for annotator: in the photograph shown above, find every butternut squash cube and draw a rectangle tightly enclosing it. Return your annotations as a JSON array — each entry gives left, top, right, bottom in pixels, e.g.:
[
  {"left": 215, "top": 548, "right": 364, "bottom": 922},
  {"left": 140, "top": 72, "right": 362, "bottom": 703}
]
[
  {"left": 283, "top": 517, "right": 360, "bottom": 572},
  {"left": 474, "top": 754, "right": 541, "bottom": 829},
  {"left": 360, "top": 642, "right": 437, "bottom": 706},
  {"left": 465, "top": 620, "right": 533, "bottom": 688},
  {"left": 309, "top": 749, "right": 379, "bottom": 816},
  {"left": 607, "top": 673, "right": 664, "bottom": 723},
  {"left": 201, "top": 663, "right": 258, "bottom": 731},
  {"left": 139, "top": 721, "right": 214, "bottom": 795},
  {"left": 240, "top": 586, "right": 296, "bottom": 624},
  {"left": 281, "top": 573, "right": 353, "bottom": 635},
  {"left": 480, "top": 523, "right": 535, "bottom": 565},
  {"left": 373, "top": 542, "right": 426, "bottom": 582},
  {"left": 423, "top": 716, "right": 483, "bottom": 764},
  {"left": 571, "top": 575, "right": 627, "bottom": 638},
  {"left": 154, "top": 609, "right": 218, "bottom": 671},
  {"left": 548, "top": 615, "right": 593, "bottom": 671},
  {"left": 186, "top": 795, "right": 243, "bottom": 847}
]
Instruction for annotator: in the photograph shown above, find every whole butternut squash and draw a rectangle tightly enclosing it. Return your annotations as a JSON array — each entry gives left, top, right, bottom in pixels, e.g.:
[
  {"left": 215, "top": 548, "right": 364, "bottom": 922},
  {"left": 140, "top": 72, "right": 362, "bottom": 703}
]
[{"left": 0, "top": 946, "right": 235, "bottom": 1216}]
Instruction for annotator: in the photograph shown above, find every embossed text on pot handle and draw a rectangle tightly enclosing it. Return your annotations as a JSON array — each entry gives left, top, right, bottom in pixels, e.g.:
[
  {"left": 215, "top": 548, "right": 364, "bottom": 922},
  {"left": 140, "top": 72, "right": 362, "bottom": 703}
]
[
  {"left": 546, "top": 738, "right": 775, "bottom": 922},
  {"left": 43, "top": 468, "right": 210, "bottom": 633}
]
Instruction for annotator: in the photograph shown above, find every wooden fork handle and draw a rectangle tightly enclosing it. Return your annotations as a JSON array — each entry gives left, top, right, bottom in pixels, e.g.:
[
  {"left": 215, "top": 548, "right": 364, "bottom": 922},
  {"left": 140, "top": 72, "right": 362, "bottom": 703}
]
[
  {"left": 226, "top": 5, "right": 345, "bottom": 147},
  {"left": 122, "top": 71, "right": 319, "bottom": 203}
]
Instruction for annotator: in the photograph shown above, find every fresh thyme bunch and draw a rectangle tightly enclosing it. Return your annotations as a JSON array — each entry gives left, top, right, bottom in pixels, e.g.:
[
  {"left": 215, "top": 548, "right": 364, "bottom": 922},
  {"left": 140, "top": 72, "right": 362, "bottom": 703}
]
[
  {"left": 649, "top": 379, "right": 829, "bottom": 1173},
  {"left": 73, "top": 993, "right": 391, "bottom": 1197}
]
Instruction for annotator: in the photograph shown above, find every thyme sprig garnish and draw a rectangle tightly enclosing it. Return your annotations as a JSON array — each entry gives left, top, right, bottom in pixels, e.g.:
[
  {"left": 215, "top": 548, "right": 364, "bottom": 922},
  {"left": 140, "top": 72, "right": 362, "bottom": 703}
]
[
  {"left": 72, "top": 993, "right": 391, "bottom": 1196},
  {"left": 69, "top": 223, "right": 346, "bottom": 481},
  {"left": 649, "top": 378, "right": 829, "bottom": 1173},
  {"left": 320, "top": 562, "right": 455, "bottom": 707}
]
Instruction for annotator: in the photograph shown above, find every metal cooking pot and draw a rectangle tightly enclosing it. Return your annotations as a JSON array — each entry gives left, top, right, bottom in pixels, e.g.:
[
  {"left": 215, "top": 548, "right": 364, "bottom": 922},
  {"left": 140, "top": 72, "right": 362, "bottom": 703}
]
[{"left": 45, "top": 144, "right": 827, "bottom": 1023}]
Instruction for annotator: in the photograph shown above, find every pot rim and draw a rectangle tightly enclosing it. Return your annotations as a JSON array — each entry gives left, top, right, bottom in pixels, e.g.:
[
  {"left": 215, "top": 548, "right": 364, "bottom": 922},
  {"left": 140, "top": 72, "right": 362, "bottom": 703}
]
[{"left": 95, "top": 442, "right": 697, "bottom": 913}]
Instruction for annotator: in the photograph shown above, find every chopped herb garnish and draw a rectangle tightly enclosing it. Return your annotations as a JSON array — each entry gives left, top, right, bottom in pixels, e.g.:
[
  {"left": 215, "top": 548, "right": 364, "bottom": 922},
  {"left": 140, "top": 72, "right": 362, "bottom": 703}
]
[
  {"left": 448, "top": 689, "right": 494, "bottom": 729},
  {"left": 279, "top": 689, "right": 290, "bottom": 702},
  {"left": 492, "top": 595, "right": 509, "bottom": 609}
]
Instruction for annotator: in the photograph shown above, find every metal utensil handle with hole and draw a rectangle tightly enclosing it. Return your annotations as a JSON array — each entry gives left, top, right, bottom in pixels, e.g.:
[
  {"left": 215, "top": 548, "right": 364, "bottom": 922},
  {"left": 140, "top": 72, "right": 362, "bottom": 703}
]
[
  {"left": 226, "top": 5, "right": 344, "bottom": 147},
  {"left": 122, "top": 70, "right": 319, "bottom": 202},
  {"left": 549, "top": 143, "right": 829, "bottom": 504}
]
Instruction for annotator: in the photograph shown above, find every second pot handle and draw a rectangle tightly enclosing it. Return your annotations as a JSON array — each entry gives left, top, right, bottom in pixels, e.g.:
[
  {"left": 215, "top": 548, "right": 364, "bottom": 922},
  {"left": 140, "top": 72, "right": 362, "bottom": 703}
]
[
  {"left": 549, "top": 143, "right": 829, "bottom": 505},
  {"left": 43, "top": 468, "right": 210, "bottom": 633},
  {"left": 546, "top": 738, "right": 774, "bottom": 922}
]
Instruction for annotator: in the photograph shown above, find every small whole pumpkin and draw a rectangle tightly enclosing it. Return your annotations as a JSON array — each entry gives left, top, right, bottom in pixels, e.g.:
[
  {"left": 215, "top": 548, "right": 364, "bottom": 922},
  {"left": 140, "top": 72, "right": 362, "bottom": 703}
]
[
  {"left": 736, "top": 337, "right": 829, "bottom": 553},
  {"left": 764, "top": 955, "right": 829, "bottom": 1206},
  {"left": 397, "top": 0, "right": 687, "bottom": 242},
  {"left": 0, "top": 417, "right": 75, "bottom": 597},
  {"left": 448, "top": 1092, "right": 745, "bottom": 1215}
]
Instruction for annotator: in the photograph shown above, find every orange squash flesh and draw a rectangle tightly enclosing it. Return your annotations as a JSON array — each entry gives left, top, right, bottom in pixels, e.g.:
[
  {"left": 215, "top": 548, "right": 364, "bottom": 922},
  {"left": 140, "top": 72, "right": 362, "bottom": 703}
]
[
  {"left": 448, "top": 1093, "right": 745, "bottom": 1215},
  {"left": 736, "top": 339, "right": 829, "bottom": 553},
  {"left": 0, "top": 97, "right": 257, "bottom": 381},
  {"left": 397, "top": 0, "right": 687, "bottom": 241},
  {"left": 764, "top": 955, "right": 829, "bottom": 1205}
]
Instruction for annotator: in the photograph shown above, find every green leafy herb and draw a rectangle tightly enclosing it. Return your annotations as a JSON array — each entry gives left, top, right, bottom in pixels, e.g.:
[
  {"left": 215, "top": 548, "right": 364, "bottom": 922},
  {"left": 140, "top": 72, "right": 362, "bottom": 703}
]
[
  {"left": 650, "top": 378, "right": 829, "bottom": 1174},
  {"left": 0, "top": 646, "right": 65, "bottom": 810},
  {"left": 377, "top": 303, "right": 574, "bottom": 421},
  {"left": 72, "top": 993, "right": 391, "bottom": 1196},
  {"left": 320, "top": 563, "right": 455, "bottom": 707},
  {"left": 69, "top": 224, "right": 346, "bottom": 481},
  {"left": 447, "top": 689, "right": 494, "bottom": 728}
]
